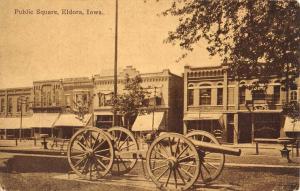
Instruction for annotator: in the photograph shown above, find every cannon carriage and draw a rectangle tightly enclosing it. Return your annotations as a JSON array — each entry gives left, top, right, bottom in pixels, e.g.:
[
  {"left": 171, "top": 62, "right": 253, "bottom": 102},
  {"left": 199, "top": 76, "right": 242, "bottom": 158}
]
[{"left": 67, "top": 126, "right": 241, "bottom": 190}]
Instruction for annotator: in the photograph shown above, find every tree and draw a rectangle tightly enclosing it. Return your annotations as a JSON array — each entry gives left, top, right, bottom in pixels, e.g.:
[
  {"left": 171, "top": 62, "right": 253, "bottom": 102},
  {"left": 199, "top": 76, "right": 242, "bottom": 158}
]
[
  {"left": 160, "top": 0, "right": 300, "bottom": 120},
  {"left": 113, "top": 75, "right": 150, "bottom": 128}
]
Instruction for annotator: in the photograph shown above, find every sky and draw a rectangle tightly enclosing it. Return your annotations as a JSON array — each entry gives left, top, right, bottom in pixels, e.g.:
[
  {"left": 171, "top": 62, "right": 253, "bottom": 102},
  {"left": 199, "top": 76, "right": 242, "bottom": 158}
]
[{"left": 0, "top": 0, "right": 221, "bottom": 89}]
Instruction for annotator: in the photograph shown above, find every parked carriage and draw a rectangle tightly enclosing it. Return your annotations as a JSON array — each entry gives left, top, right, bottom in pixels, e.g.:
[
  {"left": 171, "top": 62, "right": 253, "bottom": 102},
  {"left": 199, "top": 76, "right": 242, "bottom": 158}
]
[{"left": 67, "top": 123, "right": 241, "bottom": 191}]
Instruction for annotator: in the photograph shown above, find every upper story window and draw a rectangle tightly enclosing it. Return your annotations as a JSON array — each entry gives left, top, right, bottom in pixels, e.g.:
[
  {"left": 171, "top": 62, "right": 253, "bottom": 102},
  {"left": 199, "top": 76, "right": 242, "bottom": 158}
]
[
  {"left": 17, "top": 97, "right": 21, "bottom": 112},
  {"left": 273, "top": 85, "right": 280, "bottom": 104},
  {"left": 8, "top": 98, "right": 12, "bottom": 113},
  {"left": 217, "top": 88, "right": 223, "bottom": 105},
  {"left": 98, "top": 92, "right": 113, "bottom": 107},
  {"left": 252, "top": 89, "right": 266, "bottom": 100},
  {"left": 200, "top": 89, "right": 211, "bottom": 105},
  {"left": 0, "top": 98, "right": 4, "bottom": 112},
  {"left": 291, "top": 91, "right": 297, "bottom": 102},
  {"left": 187, "top": 89, "right": 194, "bottom": 106},
  {"left": 239, "top": 88, "right": 246, "bottom": 104}
]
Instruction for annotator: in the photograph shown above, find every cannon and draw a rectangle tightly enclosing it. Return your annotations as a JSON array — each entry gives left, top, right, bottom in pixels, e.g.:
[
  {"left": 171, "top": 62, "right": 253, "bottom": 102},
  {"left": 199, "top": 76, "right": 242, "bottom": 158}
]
[{"left": 67, "top": 126, "right": 241, "bottom": 190}]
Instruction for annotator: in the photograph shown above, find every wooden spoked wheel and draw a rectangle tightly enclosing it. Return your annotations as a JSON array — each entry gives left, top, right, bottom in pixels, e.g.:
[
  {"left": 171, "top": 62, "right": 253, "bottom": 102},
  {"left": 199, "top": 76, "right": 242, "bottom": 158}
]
[
  {"left": 67, "top": 127, "right": 114, "bottom": 180},
  {"left": 146, "top": 133, "right": 200, "bottom": 191},
  {"left": 108, "top": 126, "right": 139, "bottom": 175},
  {"left": 186, "top": 130, "right": 225, "bottom": 183}
]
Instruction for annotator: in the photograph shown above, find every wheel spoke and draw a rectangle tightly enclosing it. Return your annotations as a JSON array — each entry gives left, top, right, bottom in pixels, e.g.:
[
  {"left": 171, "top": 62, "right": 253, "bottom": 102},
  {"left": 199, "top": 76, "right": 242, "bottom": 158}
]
[
  {"left": 118, "top": 136, "right": 130, "bottom": 149},
  {"left": 179, "top": 162, "right": 197, "bottom": 167},
  {"left": 71, "top": 147, "right": 86, "bottom": 153},
  {"left": 73, "top": 156, "right": 87, "bottom": 168},
  {"left": 156, "top": 167, "right": 169, "bottom": 181},
  {"left": 94, "top": 148, "right": 110, "bottom": 154},
  {"left": 71, "top": 153, "right": 86, "bottom": 159},
  {"left": 176, "top": 145, "right": 189, "bottom": 159},
  {"left": 165, "top": 169, "right": 172, "bottom": 187},
  {"left": 95, "top": 154, "right": 111, "bottom": 160},
  {"left": 205, "top": 162, "right": 218, "bottom": 170},
  {"left": 174, "top": 139, "right": 180, "bottom": 157},
  {"left": 96, "top": 158, "right": 108, "bottom": 171},
  {"left": 93, "top": 139, "right": 105, "bottom": 151},
  {"left": 201, "top": 161, "right": 212, "bottom": 176},
  {"left": 178, "top": 154, "right": 195, "bottom": 162},
  {"left": 154, "top": 149, "right": 169, "bottom": 159},
  {"left": 159, "top": 143, "right": 170, "bottom": 157},
  {"left": 178, "top": 165, "right": 194, "bottom": 178},
  {"left": 76, "top": 141, "right": 89, "bottom": 151},
  {"left": 169, "top": 137, "right": 174, "bottom": 156},
  {"left": 119, "top": 143, "right": 136, "bottom": 151},
  {"left": 176, "top": 168, "right": 186, "bottom": 184},
  {"left": 151, "top": 163, "right": 169, "bottom": 171},
  {"left": 173, "top": 169, "right": 178, "bottom": 188},
  {"left": 92, "top": 132, "right": 101, "bottom": 149}
]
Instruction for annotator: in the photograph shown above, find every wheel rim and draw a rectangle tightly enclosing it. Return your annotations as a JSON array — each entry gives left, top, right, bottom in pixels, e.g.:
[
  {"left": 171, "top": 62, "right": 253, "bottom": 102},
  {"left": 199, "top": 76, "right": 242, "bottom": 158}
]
[
  {"left": 146, "top": 133, "right": 200, "bottom": 191},
  {"left": 108, "top": 126, "right": 139, "bottom": 175},
  {"left": 67, "top": 127, "right": 114, "bottom": 180},
  {"left": 186, "top": 130, "right": 225, "bottom": 183}
]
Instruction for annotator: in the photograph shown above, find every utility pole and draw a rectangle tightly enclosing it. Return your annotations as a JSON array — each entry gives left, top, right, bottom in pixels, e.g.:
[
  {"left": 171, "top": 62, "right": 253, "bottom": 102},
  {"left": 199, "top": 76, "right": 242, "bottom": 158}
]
[
  {"left": 18, "top": 96, "right": 27, "bottom": 141},
  {"left": 113, "top": 0, "right": 118, "bottom": 126}
]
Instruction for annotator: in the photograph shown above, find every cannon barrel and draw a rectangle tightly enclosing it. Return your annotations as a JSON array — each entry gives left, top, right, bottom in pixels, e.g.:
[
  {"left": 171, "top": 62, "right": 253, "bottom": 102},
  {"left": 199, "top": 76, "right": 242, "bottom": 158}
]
[{"left": 191, "top": 140, "right": 241, "bottom": 156}]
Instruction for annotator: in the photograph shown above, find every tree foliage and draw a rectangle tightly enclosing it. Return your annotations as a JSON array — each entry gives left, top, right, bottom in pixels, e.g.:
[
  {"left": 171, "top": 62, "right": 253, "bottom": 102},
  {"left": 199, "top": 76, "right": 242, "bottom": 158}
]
[
  {"left": 162, "top": 0, "right": 300, "bottom": 81},
  {"left": 113, "top": 75, "right": 149, "bottom": 126}
]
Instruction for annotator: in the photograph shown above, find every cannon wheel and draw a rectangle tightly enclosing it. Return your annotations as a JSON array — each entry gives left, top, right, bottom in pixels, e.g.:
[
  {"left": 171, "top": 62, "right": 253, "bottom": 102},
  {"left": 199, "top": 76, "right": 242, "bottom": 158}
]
[
  {"left": 146, "top": 133, "right": 200, "bottom": 191},
  {"left": 186, "top": 130, "right": 225, "bottom": 183},
  {"left": 67, "top": 127, "right": 114, "bottom": 180},
  {"left": 108, "top": 126, "right": 139, "bottom": 175}
]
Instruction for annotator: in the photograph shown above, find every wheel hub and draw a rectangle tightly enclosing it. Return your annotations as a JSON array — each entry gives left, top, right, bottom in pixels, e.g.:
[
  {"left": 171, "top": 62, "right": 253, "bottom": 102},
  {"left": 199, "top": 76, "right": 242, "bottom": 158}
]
[
  {"left": 167, "top": 157, "right": 178, "bottom": 169},
  {"left": 87, "top": 148, "right": 95, "bottom": 157}
]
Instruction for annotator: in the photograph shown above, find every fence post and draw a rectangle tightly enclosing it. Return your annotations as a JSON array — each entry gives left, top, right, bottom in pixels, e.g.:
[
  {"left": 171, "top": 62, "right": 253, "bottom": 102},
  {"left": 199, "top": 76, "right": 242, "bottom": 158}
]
[
  {"left": 15, "top": 138, "right": 18, "bottom": 146},
  {"left": 255, "top": 142, "right": 259, "bottom": 155}
]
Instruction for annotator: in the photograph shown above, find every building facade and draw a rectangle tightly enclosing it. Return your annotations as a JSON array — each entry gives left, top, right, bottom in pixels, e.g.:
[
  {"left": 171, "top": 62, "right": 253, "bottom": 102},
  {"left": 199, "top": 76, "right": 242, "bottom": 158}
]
[
  {"left": 183, "top": 65, "right": 300, "bottom": 144},
  {"left": 0, "top": 66, "right": 183, "bottom": 138},
  {"left": 93, "top": 66, "right": 183, "bottom": 132}
]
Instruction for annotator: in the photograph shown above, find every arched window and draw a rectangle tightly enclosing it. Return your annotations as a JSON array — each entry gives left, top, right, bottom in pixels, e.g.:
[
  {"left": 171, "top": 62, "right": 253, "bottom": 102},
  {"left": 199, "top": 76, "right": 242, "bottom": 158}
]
[
  {"left": 199, "top": 89, "right": 211, "bottom": 105},
  {"left": 187, "top": 89, "right": 194, "bottom": 106}
]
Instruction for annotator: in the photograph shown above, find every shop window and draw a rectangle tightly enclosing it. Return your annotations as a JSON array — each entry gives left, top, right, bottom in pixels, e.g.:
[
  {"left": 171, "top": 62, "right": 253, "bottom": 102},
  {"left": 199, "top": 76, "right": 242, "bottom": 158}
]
[
  {"left": 65, "top": 95, "right": 71, "bottom": 107},
  {"left": 200, "top": 89, "right": 211, "bottom": 105},
  {"left": 217, "top": 88, "right": 223, "bottom": 105},
  {"left": 187, "top": 89, "right": 194, "bottom": 106},
  {"left": 273, "top": 85, "right": 280, "bottom": 104},
  {"left": 291, "top": 91, "right": 297, "bottom": 102}
]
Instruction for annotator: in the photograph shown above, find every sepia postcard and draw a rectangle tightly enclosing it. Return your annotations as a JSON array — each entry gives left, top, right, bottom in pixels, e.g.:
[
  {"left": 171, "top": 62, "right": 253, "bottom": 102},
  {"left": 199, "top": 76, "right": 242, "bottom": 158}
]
[{"left": 0, "top": 0, "right": 299, "bottom": 191}]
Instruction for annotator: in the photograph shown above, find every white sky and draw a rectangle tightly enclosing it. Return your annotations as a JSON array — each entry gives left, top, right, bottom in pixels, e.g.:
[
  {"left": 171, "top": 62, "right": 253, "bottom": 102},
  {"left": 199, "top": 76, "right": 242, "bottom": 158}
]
[{"left": 0, "top": 0, "right": 221, "bottom": 89}]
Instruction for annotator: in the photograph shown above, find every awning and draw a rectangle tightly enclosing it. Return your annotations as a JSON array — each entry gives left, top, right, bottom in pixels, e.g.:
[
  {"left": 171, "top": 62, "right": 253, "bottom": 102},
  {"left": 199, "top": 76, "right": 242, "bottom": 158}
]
[
  {"left": 132, "top": 112, "right": 165, "bottom": 131},
  {"left": 183, "top": 113, "right": 223, "bottom": 121},
  {"left": 30, "top": 113, "right": 60, "bottom": 128},
  {"left": 0, "top": 117, "right": 32, "bottom": 129},
  {"left": 284, "top": 117, "right": 300, "bottom": 132},
  {"left": 94, "top": 111, "right": 113, "bottom": 116},
  {"left": 54, "top": 113, "right": 92, "bottom": 127}
]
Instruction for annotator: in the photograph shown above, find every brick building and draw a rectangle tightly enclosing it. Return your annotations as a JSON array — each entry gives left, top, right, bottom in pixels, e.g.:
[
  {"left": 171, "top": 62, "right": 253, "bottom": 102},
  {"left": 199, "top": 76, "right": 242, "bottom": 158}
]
[
  {"left": 183, "top": 64, "right": 300, "bottom": 144},
  {"left": 0, "top": 66, "right": 183, "bottom": 138},
  {"left": 93, "top": 66, "right": 183, "bottom": 132}
]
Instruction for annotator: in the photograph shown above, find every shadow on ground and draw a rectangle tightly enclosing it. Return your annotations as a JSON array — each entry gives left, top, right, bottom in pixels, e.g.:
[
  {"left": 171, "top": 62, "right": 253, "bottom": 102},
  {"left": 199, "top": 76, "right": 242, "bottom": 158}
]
[{"left": 0, "top": 155, "right": 70, "bottom": 173}]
